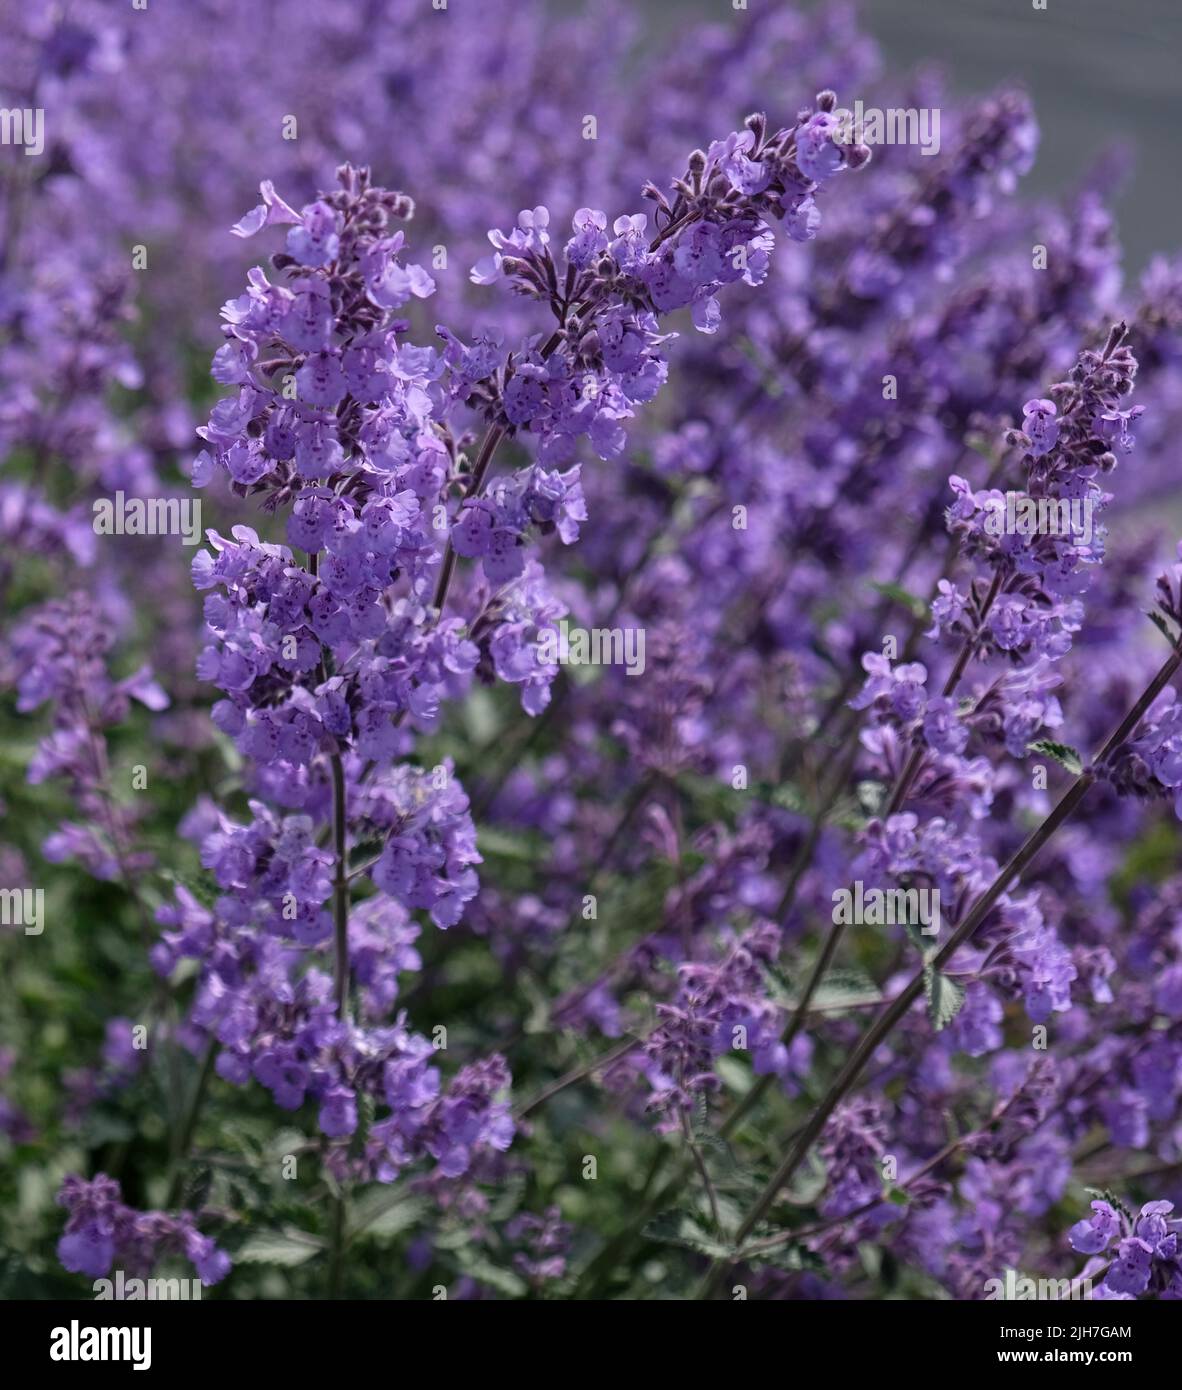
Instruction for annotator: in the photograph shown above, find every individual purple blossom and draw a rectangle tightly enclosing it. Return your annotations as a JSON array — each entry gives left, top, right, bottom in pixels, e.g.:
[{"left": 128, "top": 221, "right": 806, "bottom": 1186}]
[
  {"left": 1021, "top": 398, "right": 1058, "bottom": 458},
  {"left": 1068, "top": 1199, "right": 1121, "bottom": 1254}
]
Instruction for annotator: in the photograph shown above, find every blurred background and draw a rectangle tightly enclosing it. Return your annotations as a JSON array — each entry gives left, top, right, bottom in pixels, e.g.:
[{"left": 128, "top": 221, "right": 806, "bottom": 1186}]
[{"left": 566, "top": 0, "right": 1181, "bottom": 272}]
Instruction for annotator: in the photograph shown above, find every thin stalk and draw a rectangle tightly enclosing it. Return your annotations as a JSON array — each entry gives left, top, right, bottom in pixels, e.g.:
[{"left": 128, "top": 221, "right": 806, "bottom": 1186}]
[
  {"left": 327, "top": 748, "right": 351, "bottom": 1295},
  {"left": 328, "top": 1192, "right": 346, "bottom": 1299},
  {"left": 735, "top": 1132, "right": 966, "bottom": 1260},
  {"left": 695, "top": 643, "right": 1182, "bottom": 1298},
  {"left": 164, "top": 1040, "right": 218, "bottom": 1208},
  {"left": 430, "top": 422, "right": 506, "bottom": 618},
  {"left": 330, "top": 752, "right": 351, "bottom": 1020},
  {"left": 884, "top": 565, "right": 1004, "bottom": 816},
  {"left": 680, "top": 1109, "right": 723, "bottom": 1234},
  {"left": 513, "top": 1036, "right": 641, "bottom": 1120}
]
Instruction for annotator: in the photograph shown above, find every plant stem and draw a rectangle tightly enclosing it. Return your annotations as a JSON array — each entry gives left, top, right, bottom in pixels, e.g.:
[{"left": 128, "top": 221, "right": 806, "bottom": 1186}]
[
  {"left": 328, "top": 1191, "right": 346, "bottom": 1299},
  {"left": 884, "top": 565, "right": 1003, "bottom": 815},
  {"left": 735, "top": 1132, "right": 966, "bottom": 1260},
  {"left": 694, "top": 643, "right": 1182, "bottom": 1298},
  {"left": 164, "top": 1040, "right": 217, "bottom": 1208},
  {"left": 330, "top": 752, "right": 350, "bottom": 1020},
  {"left": 680, "top": 1109, "right": 723, "bottom": 1233},
  {"left": 513, "top": 1036, "right": 641, "bottom": 1120},
  {"left": 327, "top": 750, "right": 352, "bottom": 1296},
  {"left": 430, "top": 422, "right": 506, "bottom": 619}
]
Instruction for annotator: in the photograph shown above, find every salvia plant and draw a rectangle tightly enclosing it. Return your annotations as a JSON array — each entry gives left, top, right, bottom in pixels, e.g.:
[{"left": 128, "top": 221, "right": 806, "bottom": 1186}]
[{"left": 3, "top": 0, "right": 1182, "bottom": 1308}]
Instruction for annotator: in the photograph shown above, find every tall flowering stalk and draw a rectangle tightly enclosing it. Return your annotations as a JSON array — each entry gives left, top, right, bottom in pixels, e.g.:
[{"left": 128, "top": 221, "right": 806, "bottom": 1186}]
[
  {"left": 692, "top": 324, "right": 1182, "bottom": 1296},
  {"left": 50, "top": 98, "right": 867, "bottom": 1291}
]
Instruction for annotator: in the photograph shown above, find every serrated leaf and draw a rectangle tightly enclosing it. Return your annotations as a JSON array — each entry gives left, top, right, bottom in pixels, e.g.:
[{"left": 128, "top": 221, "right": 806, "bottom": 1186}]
[
  {"left": 236, "top": 1228, "right": 323, "bottom": 1266},
  {"left": 643, "top": 1209, "right": 734, "bottom": 1260},
  {"left": 455, "top": 1253, "right": 528, "bottom": 1298},
  {"left": 762, "top": 962, "right": 795, "bottom": 1009},
  {"left": 810, "top": 967, "right": 882, "bottom": 1012},
  {"left": 924, "top": 966, "right": 966, "bottom": 1031},
  {"left": 158, "top": 868, "right": 221, "bottom": 910},
  {"left": 1026, "top": 740, "right": 1083, "bottom": 776},
  {"left": 1147, "top": 609, "right": 1180, "bottom": 649},
  {"left": 263, "top": 1127, "right": 308, "bottom": 1160},
  {"left": 742, "top": 1235, "right": 827, "bottom": 1273},
  {"left": 771, "top": 965, "right": 882, "bottom": 1014},
  {"left": 346, "top": 1190, "right": 427, "bottom": 1243},
  {"left": 1084, "top": 1187, "right": 1134, "bottom": 1225}
]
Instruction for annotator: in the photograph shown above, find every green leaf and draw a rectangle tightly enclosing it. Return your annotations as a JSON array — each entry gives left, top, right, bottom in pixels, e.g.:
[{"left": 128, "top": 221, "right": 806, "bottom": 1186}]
[
  {"left": 643, "top": 1209, "right": 734, "bottom": 1260},
  {"left": 79, "top": 1112, "right": 135, "bottom": 1147},
  {"left": 236, "top": 1228, "right": 324, "bottom": 1267},
  {"left": 767, "top": 964, "right": 882, "bottom": 1015},
  {"left": 158, "top": 868, "right": 221, "bottom": 910},
  {"left": 1026, "top": 740, "right": 1083, "bottom": 776},
  {"left": 761, "top": 961, "right": 796, "bottom": 1009},
  {"left": 904, "top": 919, "right": 935, "bottom": 959},
  {"left": 346, "top": 1191, "right": 427, "bottom": 1243},
  {"left": 1085, "top": 1188, "right": 1134, "bottom": 1225},
  {"left": 476, "top": 826, "right": 542, "bottom": 861},
  {"left": 783, "top": 1150, "right": 828, "bottom": 1207},
  {"left": 454, "top": 1253, "right": 528, "bottom": 1298},
  {"left": 924, "top": 967, "right": 966, "bottom": 1031},
  {"left": 868, "top": 580, "right": 928, "bottom": 620},
  {"left": 769, "top": 782, "right": 808, "bottom": 814},
  {"left": 742, "top": 1234, "right": 826, "bottom": 1273},
  {"left": 714, "top": 1053, "right": 755, "bottom": 1099},
  {"left": 964, "top": 432, "right": 997, "bottom": 462},
  {"left": 809, "top": 967, "right": 882, "bottom": 1013},
  {"left": 855, "top": 780, "right": 887, "bottom": 817}
]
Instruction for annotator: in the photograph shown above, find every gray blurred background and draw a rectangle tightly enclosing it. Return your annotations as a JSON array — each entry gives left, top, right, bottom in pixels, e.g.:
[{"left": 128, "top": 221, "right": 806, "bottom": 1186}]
[{"left": 572, "top": 0, "right": 1181, "bottom": 272}]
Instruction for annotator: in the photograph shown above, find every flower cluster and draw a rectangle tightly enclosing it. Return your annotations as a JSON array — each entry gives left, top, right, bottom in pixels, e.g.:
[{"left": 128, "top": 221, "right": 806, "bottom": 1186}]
[
  {"left": 1068, "top": 1198, "right": 1182, "bottom": 1298},
  {"left": 56, "top": 1174, "right": 230, "bottom": 1286},
  {"left": 636, "top": 922, "right": 812, "bottom": 1129},
  {"left": 10, "top": 594, "right": 166, "bottom": 880},
  {"left": 934, "top": 325, "right": 1140, "bottom": 665}
]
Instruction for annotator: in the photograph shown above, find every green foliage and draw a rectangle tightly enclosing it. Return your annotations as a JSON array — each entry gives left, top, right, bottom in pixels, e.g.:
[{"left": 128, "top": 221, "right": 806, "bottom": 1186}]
[
  {"left": 1026, "top": 740, "right": 1083, "bottom": 776},
  {"left": 923, "top": 967, "right": 967, "bottom": 1031}
]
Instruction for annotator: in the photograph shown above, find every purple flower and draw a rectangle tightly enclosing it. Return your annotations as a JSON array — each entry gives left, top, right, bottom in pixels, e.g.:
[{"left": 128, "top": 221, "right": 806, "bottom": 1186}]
[
  {"left": 1021, "top": 398, "right": 1059, "bottom": 458},
  {"left": 1068, "top": 1200, "right": 1121, "bottom": 1254}
]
